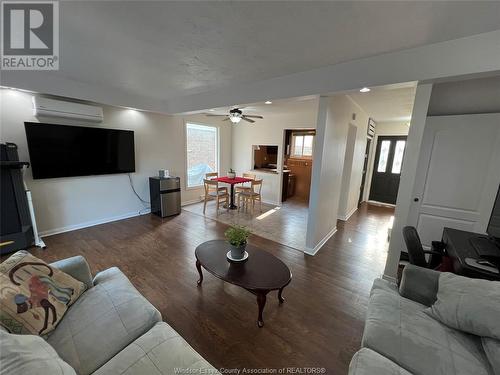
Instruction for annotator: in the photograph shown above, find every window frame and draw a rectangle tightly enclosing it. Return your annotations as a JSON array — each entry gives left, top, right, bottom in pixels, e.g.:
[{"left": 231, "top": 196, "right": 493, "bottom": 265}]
[
  {"left": 391, "top": 140, "right": 406, "bottom": 174},
  {"left": 290, "top": 132, "right": 314, "bottom": 159},
  {"left": 185, "top": 122, "right": 220, "bottom": 190},
  {"left": 376, "top": 139, "right": 391, "bottom": 173}
]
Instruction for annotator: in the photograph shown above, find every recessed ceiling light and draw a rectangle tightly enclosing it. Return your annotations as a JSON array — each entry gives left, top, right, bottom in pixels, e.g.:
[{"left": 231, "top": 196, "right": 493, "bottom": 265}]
[
  {"left": 265, "top": 100, "right": 272, "bottom": 104},
  {"left": 208, "top": 109, "right": 215, "bottom": 112},
  {"left": 359, "top": 87, "right": 371, "bottom": 93}
]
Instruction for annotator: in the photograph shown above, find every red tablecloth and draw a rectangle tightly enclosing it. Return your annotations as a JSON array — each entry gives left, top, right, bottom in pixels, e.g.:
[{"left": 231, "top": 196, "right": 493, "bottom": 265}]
[{"left": 213, "top": 176, "right": 253, "bottom": 185}]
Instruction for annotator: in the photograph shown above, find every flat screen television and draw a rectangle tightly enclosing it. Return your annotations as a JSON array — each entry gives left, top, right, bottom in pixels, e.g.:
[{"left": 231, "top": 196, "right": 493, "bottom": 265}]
[
  {"left": 24, "top": 122, "right": 135, "bottom": 179},
  {"left": 487, "top": 185, "right": 500, "bottom": 241}
]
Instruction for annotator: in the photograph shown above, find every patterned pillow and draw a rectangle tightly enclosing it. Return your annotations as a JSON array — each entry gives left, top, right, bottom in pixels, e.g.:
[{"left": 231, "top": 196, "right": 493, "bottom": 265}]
[{"left": 0, "top": 251, "right": 87, "bottom": 335}]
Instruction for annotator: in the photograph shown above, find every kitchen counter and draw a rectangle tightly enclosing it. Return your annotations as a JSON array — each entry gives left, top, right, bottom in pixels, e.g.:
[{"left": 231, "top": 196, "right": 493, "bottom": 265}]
[{"left": 252, "top": 168, "right": 291, "bottom": 174}]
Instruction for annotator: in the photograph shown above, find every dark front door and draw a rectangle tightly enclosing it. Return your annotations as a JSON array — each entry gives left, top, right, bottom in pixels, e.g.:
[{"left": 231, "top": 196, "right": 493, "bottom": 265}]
[
  {"left": 369, "top": 136, "right": 407, "bottom": 204},
  {"left": 358, "top": 138, "right": 371, "bottom": 205}
]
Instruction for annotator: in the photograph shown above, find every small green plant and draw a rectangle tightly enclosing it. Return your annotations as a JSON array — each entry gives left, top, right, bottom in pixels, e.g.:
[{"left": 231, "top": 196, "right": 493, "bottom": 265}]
[
  {"left": 228, "top": 168, "right": 235, "bottom": 173},
  {"left": 224, "top": 225, "right": 251, "bottom": 247}
]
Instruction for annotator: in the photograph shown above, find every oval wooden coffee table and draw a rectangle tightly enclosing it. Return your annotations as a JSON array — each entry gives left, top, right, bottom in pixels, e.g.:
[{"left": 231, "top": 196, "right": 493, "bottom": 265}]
[{"left": 195, "top": 240, "right": 292, "bottom": 327}]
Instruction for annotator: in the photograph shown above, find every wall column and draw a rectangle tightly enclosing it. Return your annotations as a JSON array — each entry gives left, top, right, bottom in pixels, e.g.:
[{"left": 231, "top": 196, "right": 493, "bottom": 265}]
[
  {"left": 305, "top": 96, "right": 328, "bottom": 252},
  {"left": 383, "top": 83, "right": 433, "bottom": 281}
]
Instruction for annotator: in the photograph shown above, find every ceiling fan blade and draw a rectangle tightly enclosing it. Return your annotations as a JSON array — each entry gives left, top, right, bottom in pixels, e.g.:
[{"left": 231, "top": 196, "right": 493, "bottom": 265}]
[
  {"left": 241, "top": 116, "right": 255, "bottom": 123},
  {"left": 222, "top": 117, "right": 230, "bottom": 121},
  {"left": 244, "top": 115, "right": 264, "bottom": 119},
  {"left": 204, "top": 113, "right": 227, "bottom": 117}
]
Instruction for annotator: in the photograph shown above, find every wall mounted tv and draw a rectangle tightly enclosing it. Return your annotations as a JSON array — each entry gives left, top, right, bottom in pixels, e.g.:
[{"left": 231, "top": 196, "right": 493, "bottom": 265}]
[{"left": 24, "top": 122, "right": 135, "bottom": 179}]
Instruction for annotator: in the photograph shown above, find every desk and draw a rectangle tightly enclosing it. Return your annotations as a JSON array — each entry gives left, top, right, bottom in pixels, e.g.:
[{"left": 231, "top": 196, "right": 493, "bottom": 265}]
[{"left": 442, "top": 227, "right": 500, "bottom": 280}]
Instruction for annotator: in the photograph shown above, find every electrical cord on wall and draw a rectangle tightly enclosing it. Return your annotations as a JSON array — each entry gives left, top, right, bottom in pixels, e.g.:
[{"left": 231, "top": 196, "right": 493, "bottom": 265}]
[{"left": 127, "top": 174, "right": 150, "bottom": 213}]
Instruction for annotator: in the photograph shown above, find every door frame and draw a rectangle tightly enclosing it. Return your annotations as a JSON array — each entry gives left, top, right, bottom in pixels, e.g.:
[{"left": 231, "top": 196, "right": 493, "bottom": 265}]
[
  {"left": 358, "top": 137, "right": 371, "bottom": 205},
  {"left": 368, "top": 135, "right": 407, "bottom": 204}
]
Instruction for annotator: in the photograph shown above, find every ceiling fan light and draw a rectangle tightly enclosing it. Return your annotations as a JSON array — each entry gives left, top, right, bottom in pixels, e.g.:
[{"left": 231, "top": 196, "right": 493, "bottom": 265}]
[{"left": 230, "top": 116, "right": 241, "bottom": 124}]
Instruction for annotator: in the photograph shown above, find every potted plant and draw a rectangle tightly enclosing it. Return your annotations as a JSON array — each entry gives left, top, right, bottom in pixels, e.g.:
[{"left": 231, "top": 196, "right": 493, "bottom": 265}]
[
  {"left": 224, "top": 225, "right": 251, "bottom": 261},
  {"left": 227, "top": 168, "right": 236, "bottom": 179}
]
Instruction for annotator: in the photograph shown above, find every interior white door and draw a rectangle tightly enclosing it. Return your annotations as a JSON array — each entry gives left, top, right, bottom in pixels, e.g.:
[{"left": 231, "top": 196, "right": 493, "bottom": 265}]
[{"left": 407, "top": 113, "right": 500, "bottom": 248}]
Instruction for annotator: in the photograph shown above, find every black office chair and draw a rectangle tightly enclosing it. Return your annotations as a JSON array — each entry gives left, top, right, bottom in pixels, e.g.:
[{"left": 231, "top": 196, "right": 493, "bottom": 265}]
[{"left": 402, "top": 226, "right": 445, "bottom": 269}]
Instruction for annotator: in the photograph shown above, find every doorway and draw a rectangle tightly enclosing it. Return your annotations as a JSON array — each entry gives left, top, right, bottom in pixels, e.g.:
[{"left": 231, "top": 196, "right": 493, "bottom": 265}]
[
  {"left": 369, "top": 136, "right": 407, "bottom": 204},
  {"left": 282, "top": 129, "right": 315, "bottom": 204},
  {"left": 358, "top": 138, "right": 371, "bottom": 205}
]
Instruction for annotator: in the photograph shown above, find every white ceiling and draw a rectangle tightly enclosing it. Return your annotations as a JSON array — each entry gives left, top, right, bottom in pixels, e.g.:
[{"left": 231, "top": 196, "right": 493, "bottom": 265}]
[
  {"left": 203, "top": 96, "right": 319, "bottom": 117},
  {"left": 206, "top": 82, "right": 417, "bottom": 124},
  {"left": 348, "top": 85, "right": 417, "bottom": 123},
  {"left": 8, "top": 1, "right": 499, "bottom": 105}
]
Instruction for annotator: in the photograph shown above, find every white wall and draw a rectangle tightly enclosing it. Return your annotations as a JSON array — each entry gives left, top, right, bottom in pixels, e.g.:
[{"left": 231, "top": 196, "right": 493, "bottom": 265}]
[
  {"left": 231, "top": 101, "right": 318, "bottom": 204},
  {"left": 335, "top": 97, "right": 370, "bottom": 220},
  {"left": 306, "top": 95, "right": 360, "bottom": 252},
  {"left": 428, "top": 75, "right": 500, "bottom": 116},
  {"left": 385, "top": 75, "right": 500, "bottom": 279},
  {"left": 363, "top": 121, "right": 410, "bottom": 203},
  {"left": 0, "top": 88, "right": 231, "bottom": 236}
]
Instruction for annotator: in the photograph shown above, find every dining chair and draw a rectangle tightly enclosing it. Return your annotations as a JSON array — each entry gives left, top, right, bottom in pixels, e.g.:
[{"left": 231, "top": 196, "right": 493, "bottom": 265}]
[
  {"left": 235, "top": 172, "right": 256, "bottom": 195},
  {"left": 205, "top": 172, "right": 225, "bottom": 193},
  {"left": 203, "top": 179, "right": 229, "bottom": 215},
  {"left": 238, "top": 179, "right": 263, "bottom": 214}
]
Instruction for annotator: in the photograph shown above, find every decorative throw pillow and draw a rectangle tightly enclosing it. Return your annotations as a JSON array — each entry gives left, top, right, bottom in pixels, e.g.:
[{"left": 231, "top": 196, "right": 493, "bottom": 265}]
[
  {"left": 0, "top": 251, "right": 86, "bottom": 335},
  {"left": 0, "top": 330, "right": 76, "bottom": 375},
  {"left": 425, "top": 272, "right": 500, "bottom": 340}
]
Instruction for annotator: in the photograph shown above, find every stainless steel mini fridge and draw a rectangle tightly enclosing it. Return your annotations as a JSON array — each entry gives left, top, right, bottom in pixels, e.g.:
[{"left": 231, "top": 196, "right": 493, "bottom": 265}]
[{"left": 149, "top": 176, "right": 181, "bottom": 217}]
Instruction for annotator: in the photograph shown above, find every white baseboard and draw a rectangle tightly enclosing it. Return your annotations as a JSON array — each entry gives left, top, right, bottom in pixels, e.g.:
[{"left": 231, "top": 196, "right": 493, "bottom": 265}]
[
  {"left": 338, "top": 206, "right": 358, "bottom": 221},
  {"left": 262, "top": 199, "right": 281, "bottom": 206},
  {"left": 367, "top": 200, "right": 396, "bottom": 208},
  {"left": 39, "top": 209, "right": 151, "bottom": 237},
  {"left": 304, "top": 226, "right": 337, "bottom": 256},
  {"left": 181, "top": 198, "right": 203, "bottom": 206}
]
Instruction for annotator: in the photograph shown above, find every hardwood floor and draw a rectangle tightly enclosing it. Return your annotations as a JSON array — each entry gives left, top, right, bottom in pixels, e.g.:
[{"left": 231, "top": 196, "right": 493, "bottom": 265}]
[
  {"left": 12, "top": 202, "right": 394, "bottom": 374},
  {"left": 183, "top": 196, "right": 309, "bottom": 251}
]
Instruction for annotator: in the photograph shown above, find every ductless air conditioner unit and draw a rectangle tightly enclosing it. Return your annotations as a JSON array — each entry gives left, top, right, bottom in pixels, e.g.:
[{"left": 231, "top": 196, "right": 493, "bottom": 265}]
[{"left": 32, "top": 96, "right": 103, "bottom": 122}]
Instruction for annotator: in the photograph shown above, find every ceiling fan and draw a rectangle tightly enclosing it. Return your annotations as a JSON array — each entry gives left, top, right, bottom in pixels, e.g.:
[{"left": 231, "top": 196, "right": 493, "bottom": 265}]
[{"left": 204, "top": 108, "right": 263, "bottom": 124}]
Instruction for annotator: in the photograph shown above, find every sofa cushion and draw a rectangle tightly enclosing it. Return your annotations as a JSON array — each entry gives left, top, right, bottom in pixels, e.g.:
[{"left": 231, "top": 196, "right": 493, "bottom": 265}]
[
  {"left": 349, "top": 348, "right": 412, "bottom": 375},
  {"left": 0, "top": 251, "right": 86, "bottom": 335},
  {"left": 46, "top": 267, "right": 161, "bottom": 375},
  {"left": 482, "top": 338, "right": 500, "bottom": 375},
  {"left": 362, "top": 287, "right": 492, "bottom": 375},
  {"left": 426, "top": 272, "right": 500, "bottom": 340},
  {"left": 50, "top": 256, "right": 94, "bottom": 290},
  {"left": 93, "top": 322, "right": 219, "bottom": 375},
  {"left": 0, "top": 330, "right": 76, "bottom": 375},
  {"left": 371, "top": 278, "right": 399, "bottom": 295}
]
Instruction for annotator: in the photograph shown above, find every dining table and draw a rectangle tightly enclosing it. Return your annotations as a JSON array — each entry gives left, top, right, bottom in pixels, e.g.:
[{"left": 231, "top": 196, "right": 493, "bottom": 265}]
[{"left": 212, "top": 176, "right": 253, "bottom": 209}]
